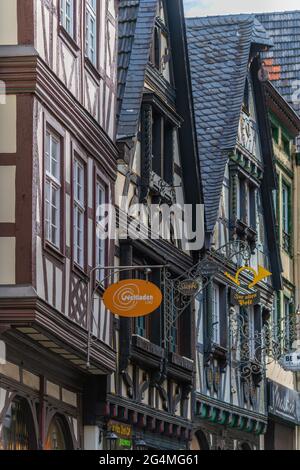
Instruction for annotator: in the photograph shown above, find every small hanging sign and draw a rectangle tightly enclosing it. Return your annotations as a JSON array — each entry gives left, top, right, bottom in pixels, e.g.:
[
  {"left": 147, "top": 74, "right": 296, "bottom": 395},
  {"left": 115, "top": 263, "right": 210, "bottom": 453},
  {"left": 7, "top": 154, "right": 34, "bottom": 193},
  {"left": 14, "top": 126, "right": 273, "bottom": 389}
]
[
  {"left": 177, "top": 279, "right": 200, "bottom": 296},
  {"left": 279, "top": 351, "right": 300, "bottom": 372}
]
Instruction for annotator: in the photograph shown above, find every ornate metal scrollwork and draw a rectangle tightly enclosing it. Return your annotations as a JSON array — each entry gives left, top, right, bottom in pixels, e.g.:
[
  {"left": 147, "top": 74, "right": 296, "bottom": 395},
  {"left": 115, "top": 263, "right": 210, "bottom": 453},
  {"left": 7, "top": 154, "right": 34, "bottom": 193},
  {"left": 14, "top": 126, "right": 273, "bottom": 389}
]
[{"left": 229, "top": 306, "right": 300, "bottom": 380}]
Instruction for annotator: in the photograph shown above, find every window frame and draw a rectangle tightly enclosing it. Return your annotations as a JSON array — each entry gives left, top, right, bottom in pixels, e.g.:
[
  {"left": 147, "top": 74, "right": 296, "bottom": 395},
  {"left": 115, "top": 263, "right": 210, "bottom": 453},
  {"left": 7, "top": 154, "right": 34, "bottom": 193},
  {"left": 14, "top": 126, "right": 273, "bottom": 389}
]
[
  {"left": 60, "top": 0, "right": 76, "bottom": 39},
  {"left": 152, "top": 109, "right": 175, "bottom": 185},
  {"left": 72, "top": 153, "right": 87, "bottom": 273},
  {"left": 43, "top": 116, "right": 65, "bottom": 258},
  {"left": 95, "top": 177, "right": 109, "bottom": 285},
  {"left": 282, "top": 133, "right": 291, "bottom": 158},
  {"left": 85, "top": 0, "right": 98, "bottom": 68}
]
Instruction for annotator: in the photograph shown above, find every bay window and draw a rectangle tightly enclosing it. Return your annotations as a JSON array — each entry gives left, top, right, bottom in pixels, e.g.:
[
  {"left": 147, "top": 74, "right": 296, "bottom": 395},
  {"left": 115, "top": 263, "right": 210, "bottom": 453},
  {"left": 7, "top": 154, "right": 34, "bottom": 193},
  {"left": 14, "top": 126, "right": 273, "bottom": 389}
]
[
  {"left": 86, "top": 0, "right": 97, "bottom": 66},
  {"left": 45, "top": 130, "right": 61, "bottom": 249},
  {"left": 60, "top": 0, "right": 75, "bottom": 37},
  {"left": 73, "top": 158, "right": 86, "bottom": 268}
]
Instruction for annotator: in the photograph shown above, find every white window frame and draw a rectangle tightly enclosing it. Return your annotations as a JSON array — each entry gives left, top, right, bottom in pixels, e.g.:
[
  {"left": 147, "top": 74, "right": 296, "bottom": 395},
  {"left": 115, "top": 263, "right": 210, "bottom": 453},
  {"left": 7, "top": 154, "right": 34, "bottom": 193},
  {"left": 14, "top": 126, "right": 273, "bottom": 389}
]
[
  {"left": 45, "top": 130, "right": 61, "bottom": 249},
  {"left": 85, "top": 0, "right": 97, "bottom": 66},
  {"left": 212, "top": 284, "right": 220, "bottom": 345},
  {"left": 96, "top": 181, "right": 107, "bottom": 282},
  {"left": 60, "top": 0, "right": 75, "bottom": 37},
  {"left": 73, "top": 158, "right": 86, "bottom": 268}
]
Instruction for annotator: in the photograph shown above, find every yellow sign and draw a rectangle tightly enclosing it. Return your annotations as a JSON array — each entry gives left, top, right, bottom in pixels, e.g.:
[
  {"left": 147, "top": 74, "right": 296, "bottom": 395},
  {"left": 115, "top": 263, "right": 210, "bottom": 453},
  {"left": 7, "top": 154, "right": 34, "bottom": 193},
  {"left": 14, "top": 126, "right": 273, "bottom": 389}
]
[
  {"left": 233, "top": 292, "right": 259, "bottom": 307},
  {"left": 109, "top": 421, "right": 132, "bottom": 439},
  {"left": 224, "top": 265, "right": 272, "bottom": 289},
  {"left": 103, "top": 279, "right": 162, "bottom": 318}
]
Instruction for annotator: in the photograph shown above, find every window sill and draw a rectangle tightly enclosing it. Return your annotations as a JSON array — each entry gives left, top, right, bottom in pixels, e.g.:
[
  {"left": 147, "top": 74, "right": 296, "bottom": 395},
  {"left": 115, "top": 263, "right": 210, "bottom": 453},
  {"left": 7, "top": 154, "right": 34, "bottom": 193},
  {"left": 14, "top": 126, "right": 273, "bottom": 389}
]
[
  {"left": 84, "top": 57, "right": 102, "bottom": 82},
  {"left": 72, "top": 263, "right": 89, "bottom": 283},
  {"left": 58, "top": 26, "right": 80, "bottom": 54},
  {"left": 44, "top": 241, "right": 66, "bottom": 264},
  {"left": 210, "top": 344, "right": 228, "bottom": 370}
]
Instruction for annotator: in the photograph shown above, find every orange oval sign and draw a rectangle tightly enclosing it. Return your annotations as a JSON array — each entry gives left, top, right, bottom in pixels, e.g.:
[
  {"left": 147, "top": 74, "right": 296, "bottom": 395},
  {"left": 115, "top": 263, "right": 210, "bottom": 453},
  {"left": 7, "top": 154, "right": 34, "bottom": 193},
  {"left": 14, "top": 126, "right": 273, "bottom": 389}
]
[{"left": 103, "top": 279, "right": 162, "bottom": 318}]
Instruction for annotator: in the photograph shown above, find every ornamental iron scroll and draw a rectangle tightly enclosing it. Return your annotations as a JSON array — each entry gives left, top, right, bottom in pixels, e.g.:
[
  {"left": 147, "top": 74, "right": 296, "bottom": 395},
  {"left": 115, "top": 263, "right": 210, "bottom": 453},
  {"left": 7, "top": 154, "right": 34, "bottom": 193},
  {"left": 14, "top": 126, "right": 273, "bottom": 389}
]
[
  {"left": 229, "top": 305, "right": 300, "bottom": 380},
  {"left": 86, "top": 240, "right": 298, "bottom": 378},
  {"left": 162, "top": 240, "right": 252, "bottom": 351}
]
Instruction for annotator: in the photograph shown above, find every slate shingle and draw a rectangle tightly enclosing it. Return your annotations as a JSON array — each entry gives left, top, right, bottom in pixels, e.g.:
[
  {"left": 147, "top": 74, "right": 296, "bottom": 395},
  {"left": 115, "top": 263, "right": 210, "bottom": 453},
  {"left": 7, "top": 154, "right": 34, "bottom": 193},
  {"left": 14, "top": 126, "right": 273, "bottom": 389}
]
[
  {"left": 117, "top": 0, "right": 158, "bottom": 140},
  {"left": 256, "top": 11, "right": 300, "bottom": 115},
  {"left": 186, "top": 14, "right": 272, "bottom": 233}
]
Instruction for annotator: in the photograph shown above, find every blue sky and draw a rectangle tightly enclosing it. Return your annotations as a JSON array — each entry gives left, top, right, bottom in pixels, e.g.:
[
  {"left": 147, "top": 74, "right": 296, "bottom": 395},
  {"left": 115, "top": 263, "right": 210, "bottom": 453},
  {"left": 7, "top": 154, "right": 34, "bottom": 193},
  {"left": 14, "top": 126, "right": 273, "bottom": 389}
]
[{"left": 184, "top": 0, "right": 299, "bottom": 17}]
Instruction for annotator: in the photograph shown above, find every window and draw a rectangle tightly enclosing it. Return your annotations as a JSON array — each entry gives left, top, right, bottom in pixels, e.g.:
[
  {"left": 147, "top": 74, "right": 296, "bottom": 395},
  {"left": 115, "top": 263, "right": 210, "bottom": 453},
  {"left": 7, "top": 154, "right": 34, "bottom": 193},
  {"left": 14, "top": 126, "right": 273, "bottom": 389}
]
[
  {"left": 45, "top": 130, "right": 61, "bottom": 249},
  {"left": 45, "top": 415, "right": 73, "bottom": 450},
  {"left": 134, "top": 268, "right": 150, "bottom": 339},
  {"left": 243, "top": 78, "right": 249, "bottom": 114},
  {"left": 152, "top": 110, "right": 174, "bottom": 185},
  {"left": 282, "top": 134, "right": 291, "bottom": 158},
  {"left": 235, "top": 175, "right": 256, "bottom": 229},
  {"left": 60, "top": 0, "right": 75, "bottom": 37},
  {"left": 73, "top": 158, "right": 86, "bottom": 268},
  {"left": 1, "top": 397, "right": 37, "bottom": 450},
  {"left": 212, "top": 284, "right": 220, "bottom": 344},
  {"left": 282, "top": 182, "right": 291, "bottom": 252},
  {"left": 136, "top": 316, "right": 147, "bottom": 338},
  {"left": 96, "top": 181, "right": 107, "bottom": 282},
  {"left": 86, "top": 0, "right": 97, "bottom": 66},
  {"left": 271, "top": 123, "right": 279, "bottom": 144}
]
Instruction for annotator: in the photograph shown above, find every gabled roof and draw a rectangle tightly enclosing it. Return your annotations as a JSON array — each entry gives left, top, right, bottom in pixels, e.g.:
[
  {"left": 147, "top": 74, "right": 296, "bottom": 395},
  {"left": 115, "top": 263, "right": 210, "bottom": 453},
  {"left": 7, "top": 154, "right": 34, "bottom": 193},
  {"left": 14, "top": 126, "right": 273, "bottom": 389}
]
[
  {"left": 186, "top": 14, "right": 272, "bottom": 233},
  {"left": 256, "top": 11, "right": 300, "bottom": 115},
  {"left": 117, "top": 0, "right": 157, "bottom": 140}
]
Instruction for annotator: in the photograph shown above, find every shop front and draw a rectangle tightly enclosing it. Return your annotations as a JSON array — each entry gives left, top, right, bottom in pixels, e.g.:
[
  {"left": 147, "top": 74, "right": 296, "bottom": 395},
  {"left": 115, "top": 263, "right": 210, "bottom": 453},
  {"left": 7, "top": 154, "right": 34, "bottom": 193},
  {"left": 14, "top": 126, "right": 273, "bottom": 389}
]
[
  {"left": 0, "top": 339, "right": 82, "bottom": 450},
  {"left": 103, "top": 415, "right": 190, "bottom": 451},
  {"left": 265, "top": 380, "right": 300, "bottom": 450}
]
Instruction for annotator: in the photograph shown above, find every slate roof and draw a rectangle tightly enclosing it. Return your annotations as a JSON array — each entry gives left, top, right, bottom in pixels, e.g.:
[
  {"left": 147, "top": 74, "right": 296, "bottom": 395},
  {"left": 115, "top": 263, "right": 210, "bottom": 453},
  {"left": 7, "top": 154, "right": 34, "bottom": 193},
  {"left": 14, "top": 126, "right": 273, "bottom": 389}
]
[
  {"left": 186, "top": 15, "right": 272, "bottom": 233},
  {"left": 256, "top": 11, "right": 300, "bottom": 116},
  {"left": 117, "top": 0, "right": 158, "bottom": 140}
]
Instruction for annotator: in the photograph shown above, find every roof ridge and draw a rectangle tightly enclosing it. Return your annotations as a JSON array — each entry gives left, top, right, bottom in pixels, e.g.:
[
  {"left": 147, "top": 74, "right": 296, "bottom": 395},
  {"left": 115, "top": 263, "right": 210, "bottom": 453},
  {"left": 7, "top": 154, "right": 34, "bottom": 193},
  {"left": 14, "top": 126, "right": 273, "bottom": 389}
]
[{"left": 186, "top": 13, "right": 254, "bottom": 26}]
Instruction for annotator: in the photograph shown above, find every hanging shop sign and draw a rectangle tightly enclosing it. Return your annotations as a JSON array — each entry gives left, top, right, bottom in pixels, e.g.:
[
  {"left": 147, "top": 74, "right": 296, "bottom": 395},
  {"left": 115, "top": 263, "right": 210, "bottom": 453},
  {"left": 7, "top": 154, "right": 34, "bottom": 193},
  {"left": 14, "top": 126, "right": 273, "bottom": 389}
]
[
  {"left": 232, "top": 291, "right": 260, "bottom": 307},
  {"left": 279, "top": 351, "right": 300, "bottom": 373},
  {"left": 268, "top": 380, "right": 300, "bottom": 425},
  {"left": 226, "top": 265, "right": 271, "bottom": 306},
  {"left": 108, "top": 421, "right": 133, "bottom": 450},
  {"left": 103, "top": 279, "right": 162, "bottom": 318},
  {"left": 177, "top": 279, "right": 200, "bottom": 296}
]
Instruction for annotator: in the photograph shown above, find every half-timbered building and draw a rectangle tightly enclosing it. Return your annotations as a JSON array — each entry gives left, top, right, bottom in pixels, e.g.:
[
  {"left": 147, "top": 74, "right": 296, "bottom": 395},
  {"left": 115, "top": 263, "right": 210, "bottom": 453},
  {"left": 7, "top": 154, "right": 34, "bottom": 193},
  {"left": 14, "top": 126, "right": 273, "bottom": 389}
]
[
  {"left": 0, "top": 0, "right": 118, "bottom": 450},
  {"left": 186, "top": 15, "right": 283, "bottom": 451},
  {"left": 264, "top": 81, "right": 300, "bottom": 450},
  {"left": 106, "top": 0, "right": 203, "bottom": 450}
]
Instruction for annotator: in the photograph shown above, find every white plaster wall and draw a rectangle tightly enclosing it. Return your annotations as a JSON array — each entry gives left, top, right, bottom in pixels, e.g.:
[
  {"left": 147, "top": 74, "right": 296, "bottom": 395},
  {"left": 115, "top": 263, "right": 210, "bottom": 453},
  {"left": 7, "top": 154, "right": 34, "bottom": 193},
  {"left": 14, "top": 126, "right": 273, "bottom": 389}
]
[
  {"left": 0, "top": 237, "right": 15, "bottom": 284},
  {"left": 0, "top": 95, "right": 17, "bottom": 154},
  {"left": 0, "top": 0, "right": 17, "bottom": 45},
  {"left": 0, "top": 166, "right": 16, "bottom": 223}
]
